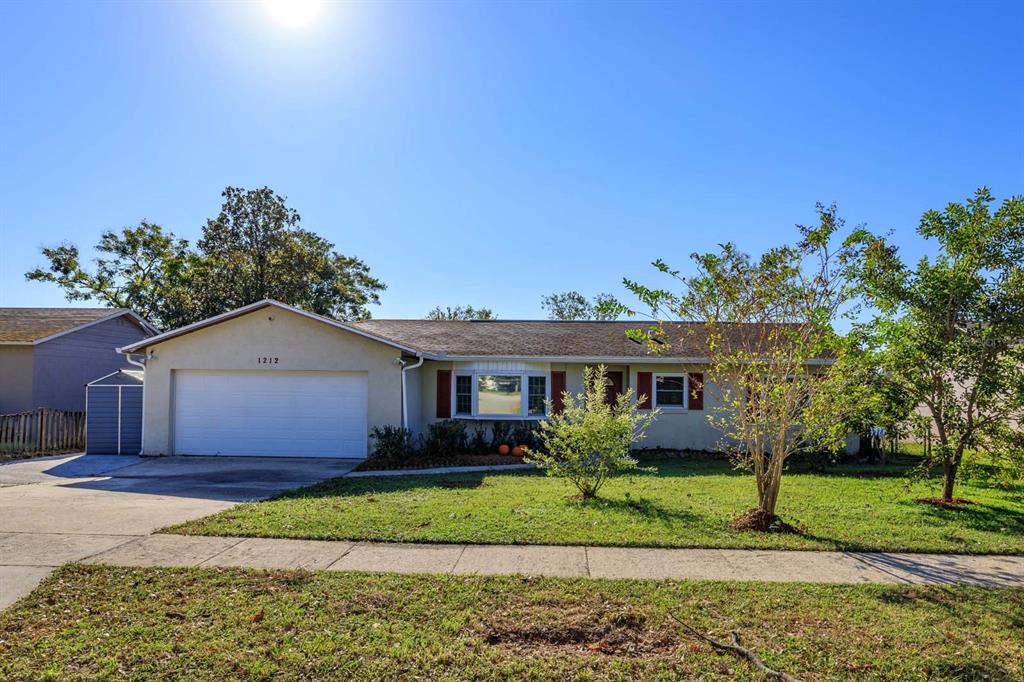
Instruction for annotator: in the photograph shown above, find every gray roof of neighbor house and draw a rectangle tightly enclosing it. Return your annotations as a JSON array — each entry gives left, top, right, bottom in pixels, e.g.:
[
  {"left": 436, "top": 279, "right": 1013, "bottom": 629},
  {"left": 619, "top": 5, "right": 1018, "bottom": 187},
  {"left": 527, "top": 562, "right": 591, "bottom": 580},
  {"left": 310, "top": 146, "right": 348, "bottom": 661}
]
[
  {"left": 353, "top": 319, "right": 760, "bottom": 359},
  {"left": 0, "top": 308, "right": 155, "bottom": 344}
]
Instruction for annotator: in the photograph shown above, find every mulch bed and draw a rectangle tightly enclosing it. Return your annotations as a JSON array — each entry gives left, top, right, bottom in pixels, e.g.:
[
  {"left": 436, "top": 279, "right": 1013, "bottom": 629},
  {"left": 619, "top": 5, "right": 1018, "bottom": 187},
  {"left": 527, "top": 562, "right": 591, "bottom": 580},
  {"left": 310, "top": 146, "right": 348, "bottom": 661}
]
[
  {"left": 728, "top": 508, "right": 805, "bottom": 535},
  {"left": 915, "top": 497, "right": 977, "bottom": 508},
  {"left": 355, "top": 454, "right": 528, "bottom": 472}
]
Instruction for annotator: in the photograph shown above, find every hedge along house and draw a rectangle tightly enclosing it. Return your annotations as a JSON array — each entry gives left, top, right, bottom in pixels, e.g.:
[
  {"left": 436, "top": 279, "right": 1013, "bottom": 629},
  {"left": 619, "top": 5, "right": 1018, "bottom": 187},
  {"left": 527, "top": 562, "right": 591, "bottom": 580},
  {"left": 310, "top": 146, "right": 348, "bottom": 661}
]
[{"left": 119, "top": 299, "right": 846, "bottom": 459}]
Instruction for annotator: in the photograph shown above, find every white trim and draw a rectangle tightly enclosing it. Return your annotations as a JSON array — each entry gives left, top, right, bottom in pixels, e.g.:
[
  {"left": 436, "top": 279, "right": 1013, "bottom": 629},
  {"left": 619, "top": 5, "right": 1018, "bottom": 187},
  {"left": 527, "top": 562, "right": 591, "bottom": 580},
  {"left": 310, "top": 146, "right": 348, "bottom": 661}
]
[
  {"left": 116, "top": 386, "right": 122, "bottom": 455},
  {"left": 86, "top": 369, "right": 144, "bottom": 386},
  {"left": 31, "top": 309, "right": 158, "bottom": 345},
  {"left": 118, "top": 299, "right": 425, "bottom": 356},
  {"left": 438, "top": 355, "right": 834, "bottom": 365},
  {"left": 652, "top": 372, "right": 689, "bottom": 410}
]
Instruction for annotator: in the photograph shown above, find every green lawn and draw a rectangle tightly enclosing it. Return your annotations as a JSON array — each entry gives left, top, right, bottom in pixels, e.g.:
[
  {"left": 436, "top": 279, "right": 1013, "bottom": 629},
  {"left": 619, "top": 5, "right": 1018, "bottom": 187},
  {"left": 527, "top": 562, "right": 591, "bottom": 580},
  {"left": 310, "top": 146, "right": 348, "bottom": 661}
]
[
  {"left": 167, "top": 457, "right": 1024, "bottom": 554},
  {"left": 1, "top": 565, "right": 1020, "bottom": 680}
]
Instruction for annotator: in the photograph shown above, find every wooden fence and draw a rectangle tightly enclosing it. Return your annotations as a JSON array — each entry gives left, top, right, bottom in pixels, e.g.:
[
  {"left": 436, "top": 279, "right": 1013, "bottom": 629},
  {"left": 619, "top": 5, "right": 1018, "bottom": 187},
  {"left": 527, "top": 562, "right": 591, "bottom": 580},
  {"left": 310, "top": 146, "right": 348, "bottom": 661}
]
[{"left": 0, "top": 408, "right": 86, "bottom": 455}]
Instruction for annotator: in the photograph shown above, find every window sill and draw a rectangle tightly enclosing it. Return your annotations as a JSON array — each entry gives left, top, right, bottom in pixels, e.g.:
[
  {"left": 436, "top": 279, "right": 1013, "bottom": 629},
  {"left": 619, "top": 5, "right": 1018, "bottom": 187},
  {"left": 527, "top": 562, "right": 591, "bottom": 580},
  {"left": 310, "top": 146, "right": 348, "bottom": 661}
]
[{"left": 454, "top": 415, "right": 547, "bottom": 421}]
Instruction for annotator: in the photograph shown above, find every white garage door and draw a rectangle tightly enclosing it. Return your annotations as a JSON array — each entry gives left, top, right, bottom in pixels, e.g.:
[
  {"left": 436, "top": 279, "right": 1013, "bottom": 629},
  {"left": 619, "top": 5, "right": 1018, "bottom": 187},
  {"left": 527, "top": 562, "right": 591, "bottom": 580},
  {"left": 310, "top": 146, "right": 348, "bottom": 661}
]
[{"left": 173, "top": 370, "right": 368, "bottom": 458}]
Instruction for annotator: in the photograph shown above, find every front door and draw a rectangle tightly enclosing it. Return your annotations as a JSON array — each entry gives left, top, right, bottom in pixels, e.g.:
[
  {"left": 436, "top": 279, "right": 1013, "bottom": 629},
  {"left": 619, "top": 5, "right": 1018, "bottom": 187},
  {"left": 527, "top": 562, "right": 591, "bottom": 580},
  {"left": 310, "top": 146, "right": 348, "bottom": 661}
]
[{"left": 604, "top": 371, "right": 624, "bottom": 406}]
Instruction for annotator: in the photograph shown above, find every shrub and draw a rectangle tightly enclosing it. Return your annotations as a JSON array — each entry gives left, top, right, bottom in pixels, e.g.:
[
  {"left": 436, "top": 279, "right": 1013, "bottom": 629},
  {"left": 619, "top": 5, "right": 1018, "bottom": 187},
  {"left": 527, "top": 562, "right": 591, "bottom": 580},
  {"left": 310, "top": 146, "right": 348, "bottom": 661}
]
[
  {"left": 467, "top": 426, "right": 490, "bottom": 455},
  {"left": 488, "top": 421, "right": 513, "bottom": 451},
  {"left": 510, "top": 420, "right": 540, "bottom": 450},
  {"left": 422, "top": 419, "right": 468, "bottom": 457},
  {"left": 370, "top": 425, "right": 418, "bottom": 462},
  {"left": 525, "top": 365, "right": 657, "bottom": 499}
]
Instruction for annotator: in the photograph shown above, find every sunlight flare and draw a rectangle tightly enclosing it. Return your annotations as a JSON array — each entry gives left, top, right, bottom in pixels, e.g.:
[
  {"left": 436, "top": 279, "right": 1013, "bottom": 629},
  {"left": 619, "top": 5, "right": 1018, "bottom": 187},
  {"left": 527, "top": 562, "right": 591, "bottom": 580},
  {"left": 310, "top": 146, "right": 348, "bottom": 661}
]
[{"left": 264, "top": 0, "right": 323, "bottom": 29}]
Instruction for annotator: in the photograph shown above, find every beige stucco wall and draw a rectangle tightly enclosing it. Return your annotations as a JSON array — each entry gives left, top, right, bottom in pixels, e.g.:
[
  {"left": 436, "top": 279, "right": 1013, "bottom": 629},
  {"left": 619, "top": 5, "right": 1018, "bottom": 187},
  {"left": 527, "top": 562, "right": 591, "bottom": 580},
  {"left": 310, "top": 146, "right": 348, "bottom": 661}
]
[
  {"left": 0, "top": 345, "right": 34, "bottom": 414},
  {"left": 139, "top": 307, "right": 405, "bottom": 456},
  {"left": 415, "top": 360, "right": 725, "bottom": 451}
]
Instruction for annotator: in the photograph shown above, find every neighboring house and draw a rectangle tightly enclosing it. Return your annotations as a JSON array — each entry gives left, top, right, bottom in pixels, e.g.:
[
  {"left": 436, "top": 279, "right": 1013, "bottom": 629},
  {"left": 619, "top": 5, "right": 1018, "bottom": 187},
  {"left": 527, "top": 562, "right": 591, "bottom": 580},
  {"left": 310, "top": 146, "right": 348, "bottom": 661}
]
[
  {"left": 0, "top": 308, "right": 157, "bottom": 413},
  {"left": 120, "top": 299, "right": 846, "bottom": 459}
]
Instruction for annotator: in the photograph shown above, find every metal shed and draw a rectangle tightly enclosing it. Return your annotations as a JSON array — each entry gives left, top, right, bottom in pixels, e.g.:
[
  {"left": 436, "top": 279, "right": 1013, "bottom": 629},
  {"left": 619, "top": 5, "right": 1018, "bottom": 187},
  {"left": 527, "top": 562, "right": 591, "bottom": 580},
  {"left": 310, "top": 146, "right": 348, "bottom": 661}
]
[{"left": 85, "top": 369, "right": 143, "bottom": 455}]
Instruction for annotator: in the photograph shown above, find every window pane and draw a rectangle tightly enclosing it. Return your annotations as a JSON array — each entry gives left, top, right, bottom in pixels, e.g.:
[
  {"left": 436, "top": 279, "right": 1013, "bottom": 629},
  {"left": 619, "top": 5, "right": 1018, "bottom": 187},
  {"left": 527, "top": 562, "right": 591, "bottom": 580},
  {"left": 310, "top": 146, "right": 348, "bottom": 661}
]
[
  {"left": 528, "top": 376, "right": 546, "bottom": 416},
  {"left": 656, "top": 375, "right": 685, "bottom": 406},
  {"left": 455, "top": 375, "right": 472, "bottom": 415},
  {"left": 478, "top": 375, "right": 522, "bottom": 415}
]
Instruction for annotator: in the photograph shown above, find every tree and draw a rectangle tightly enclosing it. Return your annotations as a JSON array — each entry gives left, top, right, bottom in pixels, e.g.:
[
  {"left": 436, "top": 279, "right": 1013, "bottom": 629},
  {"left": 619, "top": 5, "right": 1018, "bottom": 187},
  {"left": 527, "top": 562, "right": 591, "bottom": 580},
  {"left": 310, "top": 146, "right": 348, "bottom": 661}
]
[
  {"left": 25, "top": 222, "right": 197, "bottom": 330},
  {"left": 853, "top": 188, "right": 1024, "bottom": 502},
  {"left": 525, "top": 365, "right": 657, "bottom": 499},
  {"left": 619, "top": 205, "right": 869, "bottom": 527},
  {"left": 541, "top": 291, "right": 620, "bottom": 320},
  {"left": 425, "top": 305, "right": 496, "bottom": 320},
  {"left": 27, "top": 186, "right": 386, "bottom": 327},
  {"left": 196, "top": 187, "right": 385, "bottom": 321}
]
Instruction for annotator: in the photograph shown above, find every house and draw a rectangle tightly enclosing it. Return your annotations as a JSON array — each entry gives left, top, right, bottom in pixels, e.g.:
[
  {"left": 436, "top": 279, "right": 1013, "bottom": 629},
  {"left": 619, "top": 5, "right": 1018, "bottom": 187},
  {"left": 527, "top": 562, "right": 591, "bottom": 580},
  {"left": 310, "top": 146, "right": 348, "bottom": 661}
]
[
  {"left": 0, "top": 308, "right": 157, "bottom": 413},
  {"left": 119, "top": 299, "right": 849, "bottom": 459}
]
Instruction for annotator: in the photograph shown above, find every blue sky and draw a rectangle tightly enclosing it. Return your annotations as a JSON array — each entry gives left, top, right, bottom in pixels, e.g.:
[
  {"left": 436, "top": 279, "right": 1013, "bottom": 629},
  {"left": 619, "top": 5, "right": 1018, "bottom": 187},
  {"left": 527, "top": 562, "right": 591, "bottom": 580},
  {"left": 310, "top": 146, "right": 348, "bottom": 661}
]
[{"left": 1, "top": 0, "right": 1021, "bottom": 320}]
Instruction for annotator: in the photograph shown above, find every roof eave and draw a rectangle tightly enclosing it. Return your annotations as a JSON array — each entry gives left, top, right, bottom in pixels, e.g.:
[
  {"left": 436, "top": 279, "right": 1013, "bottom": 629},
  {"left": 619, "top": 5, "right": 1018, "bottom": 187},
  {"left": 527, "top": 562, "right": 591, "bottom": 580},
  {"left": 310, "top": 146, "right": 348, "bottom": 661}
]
[{"left": 118, "top": 300, "right": 428, "bottom": 357}]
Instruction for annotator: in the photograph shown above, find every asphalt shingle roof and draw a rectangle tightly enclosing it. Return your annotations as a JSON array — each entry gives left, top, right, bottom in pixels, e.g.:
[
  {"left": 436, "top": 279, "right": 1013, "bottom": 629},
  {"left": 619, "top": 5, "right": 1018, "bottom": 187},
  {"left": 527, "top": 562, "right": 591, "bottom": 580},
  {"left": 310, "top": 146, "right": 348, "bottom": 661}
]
[
  {"left": 0, "top": 307, "right": 125, "bottom": 343},
  {"left": 352, "top": 320, "right": 721, "bottom": 358}
]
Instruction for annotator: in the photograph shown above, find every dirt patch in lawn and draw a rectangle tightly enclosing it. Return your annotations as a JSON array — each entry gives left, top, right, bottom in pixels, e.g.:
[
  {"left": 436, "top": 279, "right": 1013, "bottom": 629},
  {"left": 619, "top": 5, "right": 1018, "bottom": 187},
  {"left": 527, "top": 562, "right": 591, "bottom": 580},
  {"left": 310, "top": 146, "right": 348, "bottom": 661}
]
[
  {"left": 915, "top": 497, "right": 977, "bottom": 508},
  {"left": 481, "top": 602, "right": 678, "bottom": 659},
  {"left": 728, "top": 508, "right": 805, "bottom": 535}
]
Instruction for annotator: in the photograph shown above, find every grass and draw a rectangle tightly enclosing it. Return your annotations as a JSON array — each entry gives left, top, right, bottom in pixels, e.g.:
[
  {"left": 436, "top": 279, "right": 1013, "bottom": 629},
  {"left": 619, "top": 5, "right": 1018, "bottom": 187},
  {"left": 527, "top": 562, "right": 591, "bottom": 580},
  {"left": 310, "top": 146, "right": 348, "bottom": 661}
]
[
  {"left": 166, "top": 456, "right": 1024, "bottom": 554},
  {"left": 1, "top": 565, "right": 1021, "bottom": 680}
]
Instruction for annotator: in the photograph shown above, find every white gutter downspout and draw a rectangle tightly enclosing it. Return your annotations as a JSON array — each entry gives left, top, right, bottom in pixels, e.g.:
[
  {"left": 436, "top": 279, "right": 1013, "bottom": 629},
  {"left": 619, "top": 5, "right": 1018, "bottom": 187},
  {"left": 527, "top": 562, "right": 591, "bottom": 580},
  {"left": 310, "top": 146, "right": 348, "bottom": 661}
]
[
  {"left": 122, "top": 352, "right": 146, "bottom": 455},
  {"left": 399, "top": 355, "right": 425, "bottom": 429}
]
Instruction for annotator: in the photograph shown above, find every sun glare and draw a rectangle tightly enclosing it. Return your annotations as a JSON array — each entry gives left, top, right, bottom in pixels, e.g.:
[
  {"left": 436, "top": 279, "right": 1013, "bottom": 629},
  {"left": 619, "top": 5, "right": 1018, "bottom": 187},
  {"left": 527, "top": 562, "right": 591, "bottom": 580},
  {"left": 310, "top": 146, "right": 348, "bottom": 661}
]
[{"left": 264, "top": 0, "right": 323, "bottom": 29}]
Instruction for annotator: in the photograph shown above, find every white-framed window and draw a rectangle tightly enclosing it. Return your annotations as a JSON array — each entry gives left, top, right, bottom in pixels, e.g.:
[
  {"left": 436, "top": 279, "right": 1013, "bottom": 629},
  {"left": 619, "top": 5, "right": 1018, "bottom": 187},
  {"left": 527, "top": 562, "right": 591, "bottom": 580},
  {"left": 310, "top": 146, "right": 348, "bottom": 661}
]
[
  {"left": 653, "top": 373, "right": 688, "bottom": 409},
  {"left": 452, "top": 371, "right": 548, "bottom": 419}
]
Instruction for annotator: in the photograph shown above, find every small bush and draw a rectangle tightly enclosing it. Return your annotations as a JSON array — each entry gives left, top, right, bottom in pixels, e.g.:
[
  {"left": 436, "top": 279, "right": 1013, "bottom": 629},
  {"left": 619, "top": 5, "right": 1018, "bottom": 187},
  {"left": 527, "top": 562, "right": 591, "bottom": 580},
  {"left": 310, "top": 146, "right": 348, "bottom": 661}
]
[
  {"left": 525, "top": 365, "right": 657, "bottom": 499},
  {"left": 370, "top": 425, "right": 418, "bottom": 462},
  {"left": 489, "top": 421, "right": 513, "bottom": 451},
  {"left": 467, "top": 426, "right": 490, "bottom": 454},
  {"left": 422, "top": 419, "right": 468, "bottom": 457}
]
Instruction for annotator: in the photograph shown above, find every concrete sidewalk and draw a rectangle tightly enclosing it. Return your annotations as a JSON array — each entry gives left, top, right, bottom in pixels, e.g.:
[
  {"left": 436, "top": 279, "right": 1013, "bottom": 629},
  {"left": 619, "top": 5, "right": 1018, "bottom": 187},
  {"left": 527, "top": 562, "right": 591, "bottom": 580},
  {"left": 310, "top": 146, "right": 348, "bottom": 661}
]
[
  {"left": 76, "top": 534, "right": 1024, "bottom": 587},
  {"left": 0, "top": 454, "right": 360, "bottom": 609}
]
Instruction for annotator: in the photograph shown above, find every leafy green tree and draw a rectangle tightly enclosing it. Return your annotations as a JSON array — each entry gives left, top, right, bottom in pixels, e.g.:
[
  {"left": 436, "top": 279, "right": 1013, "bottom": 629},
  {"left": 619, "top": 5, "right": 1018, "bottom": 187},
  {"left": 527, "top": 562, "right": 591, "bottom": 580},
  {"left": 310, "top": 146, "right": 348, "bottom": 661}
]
[
  {"left": 425, "top": 305, "right": 496, "bottom": 320},
  {"left": 853, "top": 188, "right": 1024, "bottom": 501},
  {"left": 541, "top": 290, "right": 620, "bottom": 320},
  {"left": 25, "top": 222, "right": 196, "bottom": 329},
  {"left": 618, "top": 205, "right": 869, "bottom": 526},
  {"left": 27, "top": 186, "right": 386, "bottom": 327},
  {"left": 525, "top": 365, "right": 657, "bottom": 499},
  {"left": 197, "top": 187, "right": 385, "bottom": 320}
]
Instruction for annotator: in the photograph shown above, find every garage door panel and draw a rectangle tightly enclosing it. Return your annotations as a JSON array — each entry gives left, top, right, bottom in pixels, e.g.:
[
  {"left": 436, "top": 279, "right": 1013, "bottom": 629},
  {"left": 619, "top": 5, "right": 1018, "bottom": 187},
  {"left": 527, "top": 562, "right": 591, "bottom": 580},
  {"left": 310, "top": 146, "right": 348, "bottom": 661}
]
[{"left": 173, "top": 370, "right": 367, "bottom": 458}]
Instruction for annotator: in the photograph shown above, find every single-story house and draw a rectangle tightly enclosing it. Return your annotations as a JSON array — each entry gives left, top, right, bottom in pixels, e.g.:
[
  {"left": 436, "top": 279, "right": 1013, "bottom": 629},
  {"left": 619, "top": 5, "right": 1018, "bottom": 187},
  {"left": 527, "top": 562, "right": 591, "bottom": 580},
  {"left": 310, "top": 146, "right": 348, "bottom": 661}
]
[
  {"left": 119, "top": 299, "right": 851, "bottom": 459},
  {"left": 0, "top": 307, "right": 157, "bottom": 413}
]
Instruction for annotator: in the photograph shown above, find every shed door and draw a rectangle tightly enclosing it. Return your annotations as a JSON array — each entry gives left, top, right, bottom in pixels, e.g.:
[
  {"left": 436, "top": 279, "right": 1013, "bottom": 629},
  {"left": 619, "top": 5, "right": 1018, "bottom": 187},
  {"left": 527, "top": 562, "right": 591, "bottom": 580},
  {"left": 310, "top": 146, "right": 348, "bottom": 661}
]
[{"left": 172, "top": 370, "right": 368, "bottom": 458}]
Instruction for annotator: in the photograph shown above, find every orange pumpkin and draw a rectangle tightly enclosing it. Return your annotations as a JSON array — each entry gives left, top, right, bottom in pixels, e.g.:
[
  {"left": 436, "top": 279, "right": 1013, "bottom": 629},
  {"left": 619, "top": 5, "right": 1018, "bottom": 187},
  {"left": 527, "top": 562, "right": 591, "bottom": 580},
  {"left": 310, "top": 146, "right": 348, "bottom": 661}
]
[
  {"left": 498, "top": 444, "right": 510, "bottom": 456},
  {"left": 511, "top": 446, "right": 525, "bottom": 457}
]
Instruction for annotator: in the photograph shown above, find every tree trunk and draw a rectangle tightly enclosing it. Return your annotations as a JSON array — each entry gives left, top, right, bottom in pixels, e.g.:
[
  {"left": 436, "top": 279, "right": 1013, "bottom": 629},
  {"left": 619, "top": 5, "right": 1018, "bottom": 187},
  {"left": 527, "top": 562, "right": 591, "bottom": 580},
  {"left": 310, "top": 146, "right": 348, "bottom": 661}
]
[{"left": 942, "top": 459, "right": 957, "bottom": 502}]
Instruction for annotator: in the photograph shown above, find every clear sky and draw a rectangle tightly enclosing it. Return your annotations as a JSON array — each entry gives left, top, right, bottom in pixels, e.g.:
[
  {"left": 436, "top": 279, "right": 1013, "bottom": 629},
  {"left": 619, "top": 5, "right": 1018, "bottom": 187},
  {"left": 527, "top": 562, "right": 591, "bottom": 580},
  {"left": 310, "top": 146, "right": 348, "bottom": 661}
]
[{"left": 1, "top": 0, "right": 1021, "bottom": 320}]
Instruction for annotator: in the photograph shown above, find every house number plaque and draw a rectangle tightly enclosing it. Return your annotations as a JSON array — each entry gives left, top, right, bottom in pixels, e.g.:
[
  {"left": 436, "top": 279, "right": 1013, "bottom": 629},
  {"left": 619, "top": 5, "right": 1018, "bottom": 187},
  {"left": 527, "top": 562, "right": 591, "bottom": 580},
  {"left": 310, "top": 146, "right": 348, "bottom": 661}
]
[{"left": 256, "top": 356, "right": 280, "bottom": 364}]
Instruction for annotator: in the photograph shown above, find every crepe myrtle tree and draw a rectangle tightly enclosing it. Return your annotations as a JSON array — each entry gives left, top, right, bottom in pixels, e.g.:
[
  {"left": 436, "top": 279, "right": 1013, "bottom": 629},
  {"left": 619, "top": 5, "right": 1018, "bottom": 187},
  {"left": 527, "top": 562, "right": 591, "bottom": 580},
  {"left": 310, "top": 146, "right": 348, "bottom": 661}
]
[
  {"left": 525, "top": 365, "right": 657, "bottom": 500},
  {"left": 605, "top": 205, "right": 872, "bottom": 527},
  {"left": 853, "top": 188, "right": 1024, "bottom": 502}
]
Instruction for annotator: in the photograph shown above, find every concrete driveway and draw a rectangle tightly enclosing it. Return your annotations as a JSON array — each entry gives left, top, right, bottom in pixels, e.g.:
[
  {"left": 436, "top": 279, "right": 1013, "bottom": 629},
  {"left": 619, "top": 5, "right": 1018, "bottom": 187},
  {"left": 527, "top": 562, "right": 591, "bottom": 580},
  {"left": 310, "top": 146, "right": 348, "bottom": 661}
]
[{"left": 0, "top": 453, "right": 359, "bottom": 609}]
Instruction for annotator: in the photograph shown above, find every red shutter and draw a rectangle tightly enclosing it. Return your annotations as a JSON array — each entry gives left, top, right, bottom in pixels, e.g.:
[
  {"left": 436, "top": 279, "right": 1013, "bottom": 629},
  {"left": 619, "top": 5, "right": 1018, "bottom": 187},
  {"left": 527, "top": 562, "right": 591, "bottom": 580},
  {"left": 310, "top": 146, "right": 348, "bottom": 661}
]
[
  {"left": 436, "top": 369, "right": 451, "bottom": 419},
  {"left": 637, "top": 372, "right": 653, "bottom": 409},
  {"left": 688, "top": 372, "right": 704, "bottom": 410},
  {"left": 550, "top": 371, "right": 566, "bottom": 414}
]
